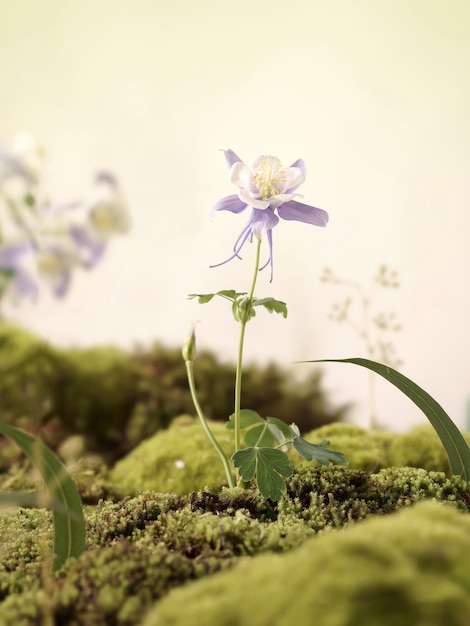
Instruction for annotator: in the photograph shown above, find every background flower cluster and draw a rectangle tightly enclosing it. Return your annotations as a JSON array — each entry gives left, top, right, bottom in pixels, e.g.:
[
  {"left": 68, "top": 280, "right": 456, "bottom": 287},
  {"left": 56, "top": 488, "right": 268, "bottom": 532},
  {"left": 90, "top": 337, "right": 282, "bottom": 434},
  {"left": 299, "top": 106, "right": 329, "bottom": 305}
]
[{"left": 0, "top": 133, "right": 130, "bottom": 304}]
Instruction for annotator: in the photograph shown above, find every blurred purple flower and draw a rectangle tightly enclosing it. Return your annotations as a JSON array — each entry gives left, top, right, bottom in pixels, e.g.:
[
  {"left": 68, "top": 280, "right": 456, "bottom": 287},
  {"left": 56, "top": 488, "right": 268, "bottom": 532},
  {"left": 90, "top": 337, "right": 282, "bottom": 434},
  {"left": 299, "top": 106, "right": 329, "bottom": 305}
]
[
  {"left": 35, "top": 245, "right": 77, "bottom": 298},
  {"left": 0, "top": 241, "right": 38, "bottom": 300},
  {"left": 211, "top": 149, "right": 328, "bottom": 280},
  {"left": 66, "top": 172, "right": 130, "bottom": 267}
]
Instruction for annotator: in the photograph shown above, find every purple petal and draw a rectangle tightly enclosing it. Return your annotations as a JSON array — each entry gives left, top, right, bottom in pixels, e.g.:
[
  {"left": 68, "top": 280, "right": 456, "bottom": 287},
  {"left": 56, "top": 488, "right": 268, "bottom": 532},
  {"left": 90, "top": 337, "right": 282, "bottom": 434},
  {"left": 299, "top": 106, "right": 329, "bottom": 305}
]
[
  {"left": 69, "top": 225, "right": 106, "bottom": 268},
  {"left": 278, "top": 200, "right": 329, "bottom": 227},
  {"left": 251, "top": 208, "right": 279, "bottom": 240},
  {"left": 210, "top": 212, "right": 255, "bottom": 268},
  {"left": 0, "top": 241, "right": 35, "bottom": 266},
  {"left": 12, "top": 269, "right": 39, "bottom": 299},
  {"left": 286, "top": 159, "right": 307, "bottom": 193},
  {"left": 52, "top": 268, "right": 72, "bottom": 298},
  {"left": 258, "top": 229, "right": 274, "bottom": 282},
  {"left": 95, "top": 171, "right": 119, "bottom": 188},
  {"left": 211, "top": 194, "right": 248, "bottom": 216},
  {"left": 289, "top": 158, "right": 306, "bottom": 174},
  {"left": 223, "top": 149, "right": 243, "bottom": 168},
  {"left": 232, "top": 213, "right": 255, "bottom": 254},
  {"left": 0, "top": 243, "right": 38, "bottom": 298}
]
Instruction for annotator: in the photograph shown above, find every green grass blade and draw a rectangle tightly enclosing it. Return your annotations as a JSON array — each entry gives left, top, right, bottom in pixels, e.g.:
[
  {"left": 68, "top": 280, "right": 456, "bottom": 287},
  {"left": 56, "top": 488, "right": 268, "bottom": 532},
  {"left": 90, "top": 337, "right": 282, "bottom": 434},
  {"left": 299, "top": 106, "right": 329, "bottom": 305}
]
[
  {"left": 303, "top": 358, "right": 470, "bottom": 481},
  {"left": 0, "top": 423, "right": 86, "bottom": 570}
]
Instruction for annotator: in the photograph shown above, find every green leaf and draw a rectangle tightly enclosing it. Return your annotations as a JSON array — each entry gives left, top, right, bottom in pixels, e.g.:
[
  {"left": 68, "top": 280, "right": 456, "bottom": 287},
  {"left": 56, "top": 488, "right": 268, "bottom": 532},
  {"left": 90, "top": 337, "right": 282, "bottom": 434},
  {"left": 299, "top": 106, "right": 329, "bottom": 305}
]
[
  {"left": 187, "top": 293, "right": 216, "bottom": 304},
  {"left": 226, "top": 409, "right": 265, "bottom": 430},
  {"left": 0, "top": 423, "right": 86, "bottom": 570},
  {"left": 252, "top": 297, "right": 288, "bottom": 318},
  {"left": 266, "top": 417, "right": 292, "bottom": 448},
  {"left": 244, "top": 424, "right": 278, "bottom": 448},
  {"left": 304, "top": 358, "right": 470, "bottom": 481},
  {"left": 232, "top": 447, "right": 293, "bottom": 501},
  {"left": 24, "top": 193, "right": 36, "bottom": 207},
  {"left": 291, "top": 430, "right": 348, "bottom": 466},
  {"left": 188, "top": 290, "right": 245, "bottom": 304}
]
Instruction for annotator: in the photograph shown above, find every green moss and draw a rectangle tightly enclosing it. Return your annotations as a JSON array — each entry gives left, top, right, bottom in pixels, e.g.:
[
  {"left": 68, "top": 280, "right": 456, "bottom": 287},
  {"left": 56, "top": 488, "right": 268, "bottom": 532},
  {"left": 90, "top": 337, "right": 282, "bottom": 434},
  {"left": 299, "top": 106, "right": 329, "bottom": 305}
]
[
  {"left": 300, "top": 423, "right": 470, "bottom": 475},
  {"left": 298, "top": 423, "right": 395, "bottom": 472},
  {"left": 279, "top": 465, "right": 469, "bottom": 532},
  {"left": 0, "top": 540, "right": 227, "bottom": 626},
  {"left": 146, "top": 500, "right": 470, "bottom": 626},
  {"left": 0, "top": 465, "right": 469, "bottom": 625},
  {"left": 108, "top": 415, "right": 234, "bottom": 496},
  {"left": 388, "top": 425, "right": 470, "bottom": 473},
  {"left": 0, "top": 509, "right": 52, "bottom": 600}
]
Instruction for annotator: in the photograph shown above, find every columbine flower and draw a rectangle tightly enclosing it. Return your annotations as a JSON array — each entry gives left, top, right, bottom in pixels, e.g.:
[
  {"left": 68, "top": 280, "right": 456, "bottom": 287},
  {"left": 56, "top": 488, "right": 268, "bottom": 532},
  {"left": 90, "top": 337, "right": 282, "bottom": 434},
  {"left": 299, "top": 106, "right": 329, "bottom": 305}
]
[
  {"left": 210, "top": 149, "right": 328, "bottom": 280},
  {"left": 36, "top": 243, "right": 78, "bottom": 297},
  {"left": 68, "top": 172, "right": 130, "bottom": 267},
  {"left": 86, "top": 172, "right": 131, "bottom": 239}
]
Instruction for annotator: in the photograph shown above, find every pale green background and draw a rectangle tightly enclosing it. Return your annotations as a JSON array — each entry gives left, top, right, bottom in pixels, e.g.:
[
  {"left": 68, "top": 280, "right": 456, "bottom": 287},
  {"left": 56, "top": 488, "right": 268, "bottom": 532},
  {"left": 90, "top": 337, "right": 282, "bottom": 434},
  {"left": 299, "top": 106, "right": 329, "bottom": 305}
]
[{"left": 1, "top": 0, "right": 469, "bottom": 429}]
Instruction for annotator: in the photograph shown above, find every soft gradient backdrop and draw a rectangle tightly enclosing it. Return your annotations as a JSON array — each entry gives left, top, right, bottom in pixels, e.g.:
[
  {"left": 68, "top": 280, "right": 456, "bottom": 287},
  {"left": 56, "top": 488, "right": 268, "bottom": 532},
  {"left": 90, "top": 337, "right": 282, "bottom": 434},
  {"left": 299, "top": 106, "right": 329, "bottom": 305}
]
[{"left": 1, "top": 0, "right": 469, "bottom": 429}]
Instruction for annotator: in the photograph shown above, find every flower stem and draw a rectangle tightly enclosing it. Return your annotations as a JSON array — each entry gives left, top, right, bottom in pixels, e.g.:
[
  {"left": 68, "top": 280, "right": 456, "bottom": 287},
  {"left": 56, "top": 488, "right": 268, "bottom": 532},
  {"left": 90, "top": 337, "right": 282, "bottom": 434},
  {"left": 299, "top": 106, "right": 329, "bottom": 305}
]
[
  {"left": 0, "top": 189, "right": 38, "bottom": 248},
  {"left": 185, "top": 360, "right": 235, "bottom": 489},
  {"left": 234, "top": 239, "right": 262, "bottom": 452}
]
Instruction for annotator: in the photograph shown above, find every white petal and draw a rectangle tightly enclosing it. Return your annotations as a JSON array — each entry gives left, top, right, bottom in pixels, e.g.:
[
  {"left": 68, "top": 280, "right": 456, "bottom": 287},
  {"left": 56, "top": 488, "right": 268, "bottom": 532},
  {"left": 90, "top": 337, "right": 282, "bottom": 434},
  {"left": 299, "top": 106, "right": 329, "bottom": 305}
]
[
  {"left": 230, "top": 162, "right": 253, "bottom": 190},
  {"left": 238, "top": 188, "right": 269, "bottom": 210},
  {"left": 268, "top": 193, "right": 296, "bottom": 208},
  {"left": 281, "top": 167, "right": 305, "bottom": 192}
]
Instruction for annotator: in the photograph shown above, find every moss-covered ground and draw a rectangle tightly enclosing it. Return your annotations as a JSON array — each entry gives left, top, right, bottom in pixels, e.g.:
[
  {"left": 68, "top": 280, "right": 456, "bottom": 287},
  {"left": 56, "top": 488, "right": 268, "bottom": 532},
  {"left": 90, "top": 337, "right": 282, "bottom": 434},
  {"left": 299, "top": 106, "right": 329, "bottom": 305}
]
[
  {"left": 1, "top": 420, "right": 469, "bottom": 626},
  {"left": 0, "top": 324, "right": 469, "bottom": 626}
]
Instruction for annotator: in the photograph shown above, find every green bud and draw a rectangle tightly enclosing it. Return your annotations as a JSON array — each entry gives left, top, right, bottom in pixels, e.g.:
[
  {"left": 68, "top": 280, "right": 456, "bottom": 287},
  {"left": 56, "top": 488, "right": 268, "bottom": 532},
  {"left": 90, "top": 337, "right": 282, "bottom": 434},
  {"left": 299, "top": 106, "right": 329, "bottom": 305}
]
[
  {"left": 232, "top": 296, "right": 255, "bottom": 323},
  {"left": 182, "top": 325, "right": 197, "bottom": 362}
]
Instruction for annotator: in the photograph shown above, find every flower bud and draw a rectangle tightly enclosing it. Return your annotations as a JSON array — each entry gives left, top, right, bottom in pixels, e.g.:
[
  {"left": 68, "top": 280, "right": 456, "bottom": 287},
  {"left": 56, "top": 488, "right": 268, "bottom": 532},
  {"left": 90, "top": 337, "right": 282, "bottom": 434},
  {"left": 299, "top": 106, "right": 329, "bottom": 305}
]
[{"left": 182, "top": 325, "right": 197, "bottom": 362}]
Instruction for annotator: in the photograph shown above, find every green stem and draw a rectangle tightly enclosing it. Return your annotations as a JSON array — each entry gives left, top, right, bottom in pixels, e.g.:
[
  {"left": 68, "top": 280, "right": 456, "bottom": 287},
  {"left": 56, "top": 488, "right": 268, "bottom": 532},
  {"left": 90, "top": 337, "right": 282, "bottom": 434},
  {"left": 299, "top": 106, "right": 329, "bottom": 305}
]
[
  {"left": 0, "top": 189, "right": 38, "bottom": 247},
  {"left": 185, "top": 360, "right": 235, "bottom": 489},
  {"left": 233, "top": 239, "right": 262, "bottom": 452}
]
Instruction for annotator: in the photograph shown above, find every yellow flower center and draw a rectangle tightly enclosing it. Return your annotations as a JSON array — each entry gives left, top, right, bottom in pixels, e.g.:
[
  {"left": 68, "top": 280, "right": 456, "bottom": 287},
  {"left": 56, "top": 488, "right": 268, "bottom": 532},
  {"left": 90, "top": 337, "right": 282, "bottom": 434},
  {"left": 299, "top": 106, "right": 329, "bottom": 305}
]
[
  {"left": 37, "top": 251, "right": 61, "bottom": 274},
  {"left": 91, "top": 205, "right": 116, "bottom": 232},
  {"left": 252, "top": 157, "right": 285, "bottom": 199}
]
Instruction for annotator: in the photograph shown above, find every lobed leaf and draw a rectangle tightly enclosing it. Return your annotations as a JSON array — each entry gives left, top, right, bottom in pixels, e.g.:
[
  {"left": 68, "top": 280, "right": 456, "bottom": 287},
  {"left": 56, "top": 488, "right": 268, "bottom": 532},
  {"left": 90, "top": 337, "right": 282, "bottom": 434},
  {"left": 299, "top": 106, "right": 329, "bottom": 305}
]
[
  {"left": 226, "top": 409, "right": 265, "bottom": 430},
  {"left": 252, "top": 297, "right": 288, "bottom": 318},
  {"left": 244, "top": 424, "right": 278, "bottom": 448},
  {"left": 266, "top": 417, "right": 292, "bottom": 448},
  {"left": 291, "top": 431, "right": 348, "bottom": 465},
  {"left": 232, "top": 447, "right": 293, "bottom": 501},
  {"left": 188, "top": 290, "right": 246, "bottom": 304}
]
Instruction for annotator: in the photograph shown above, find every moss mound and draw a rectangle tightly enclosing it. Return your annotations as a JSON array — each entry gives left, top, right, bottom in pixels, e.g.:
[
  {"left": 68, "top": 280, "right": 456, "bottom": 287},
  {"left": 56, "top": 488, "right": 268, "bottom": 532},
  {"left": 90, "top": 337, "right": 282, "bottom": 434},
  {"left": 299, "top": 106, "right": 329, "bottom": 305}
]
[
  {"left": 0, "top": 466, "right": 468, "bottom": 625},
  {"left": 301, "top": 423, "right": 470, "bottom": 474},
  {"left": 109, "top": 416, "right": 234, "bottom": 496},
  {"left": 144, "top": 500, "right": 470, "bottom": 626},
  {"left": 108, "top": 420, "right": 470, "bottom": 498}
]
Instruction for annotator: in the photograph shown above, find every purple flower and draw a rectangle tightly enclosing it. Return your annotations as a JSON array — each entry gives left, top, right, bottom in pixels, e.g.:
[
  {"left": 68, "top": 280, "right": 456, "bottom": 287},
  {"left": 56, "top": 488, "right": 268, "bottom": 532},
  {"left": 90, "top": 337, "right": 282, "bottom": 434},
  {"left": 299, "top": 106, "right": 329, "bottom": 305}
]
[
  {"left": 211, "top": 150, "right": 328, "bottom": 280},
  {"left": 36, "top": 245, "right": 76, "bottom": 298},
  {"left": 0, "top": 241, "right": 38, "bottom": 300}
]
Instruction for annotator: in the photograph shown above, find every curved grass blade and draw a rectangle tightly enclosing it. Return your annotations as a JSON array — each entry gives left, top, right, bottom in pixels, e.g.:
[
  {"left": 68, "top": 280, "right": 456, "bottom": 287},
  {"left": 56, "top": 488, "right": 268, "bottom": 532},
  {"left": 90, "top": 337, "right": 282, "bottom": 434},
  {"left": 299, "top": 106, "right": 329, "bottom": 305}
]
[
  {"left": 0, "top": 423, "right": 86, "bottom": 570},
  {"left": 303, "top": 358, "right": 470, "bottom": 481}
]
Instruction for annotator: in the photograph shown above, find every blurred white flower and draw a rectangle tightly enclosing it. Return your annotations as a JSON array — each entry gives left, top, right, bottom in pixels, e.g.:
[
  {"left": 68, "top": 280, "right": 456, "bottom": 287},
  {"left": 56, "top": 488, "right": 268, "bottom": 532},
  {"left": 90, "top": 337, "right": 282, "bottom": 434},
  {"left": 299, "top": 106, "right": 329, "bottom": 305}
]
[
  {"left": 86, "top": 172, "right": 131, "bottom": 239},
  {"left": 0, "top": 139, "right": 131, "bottom": 305},
  {"left": 0, "top": 132, "right": 44, "bottom": 186}
]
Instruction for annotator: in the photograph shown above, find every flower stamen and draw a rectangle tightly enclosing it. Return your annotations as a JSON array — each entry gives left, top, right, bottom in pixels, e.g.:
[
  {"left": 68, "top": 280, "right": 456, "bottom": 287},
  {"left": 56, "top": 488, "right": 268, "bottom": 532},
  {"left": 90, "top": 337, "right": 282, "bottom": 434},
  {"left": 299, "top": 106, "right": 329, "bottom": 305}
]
[{"left": 252, "top": 157, "right": 286, "bottom": 199}]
